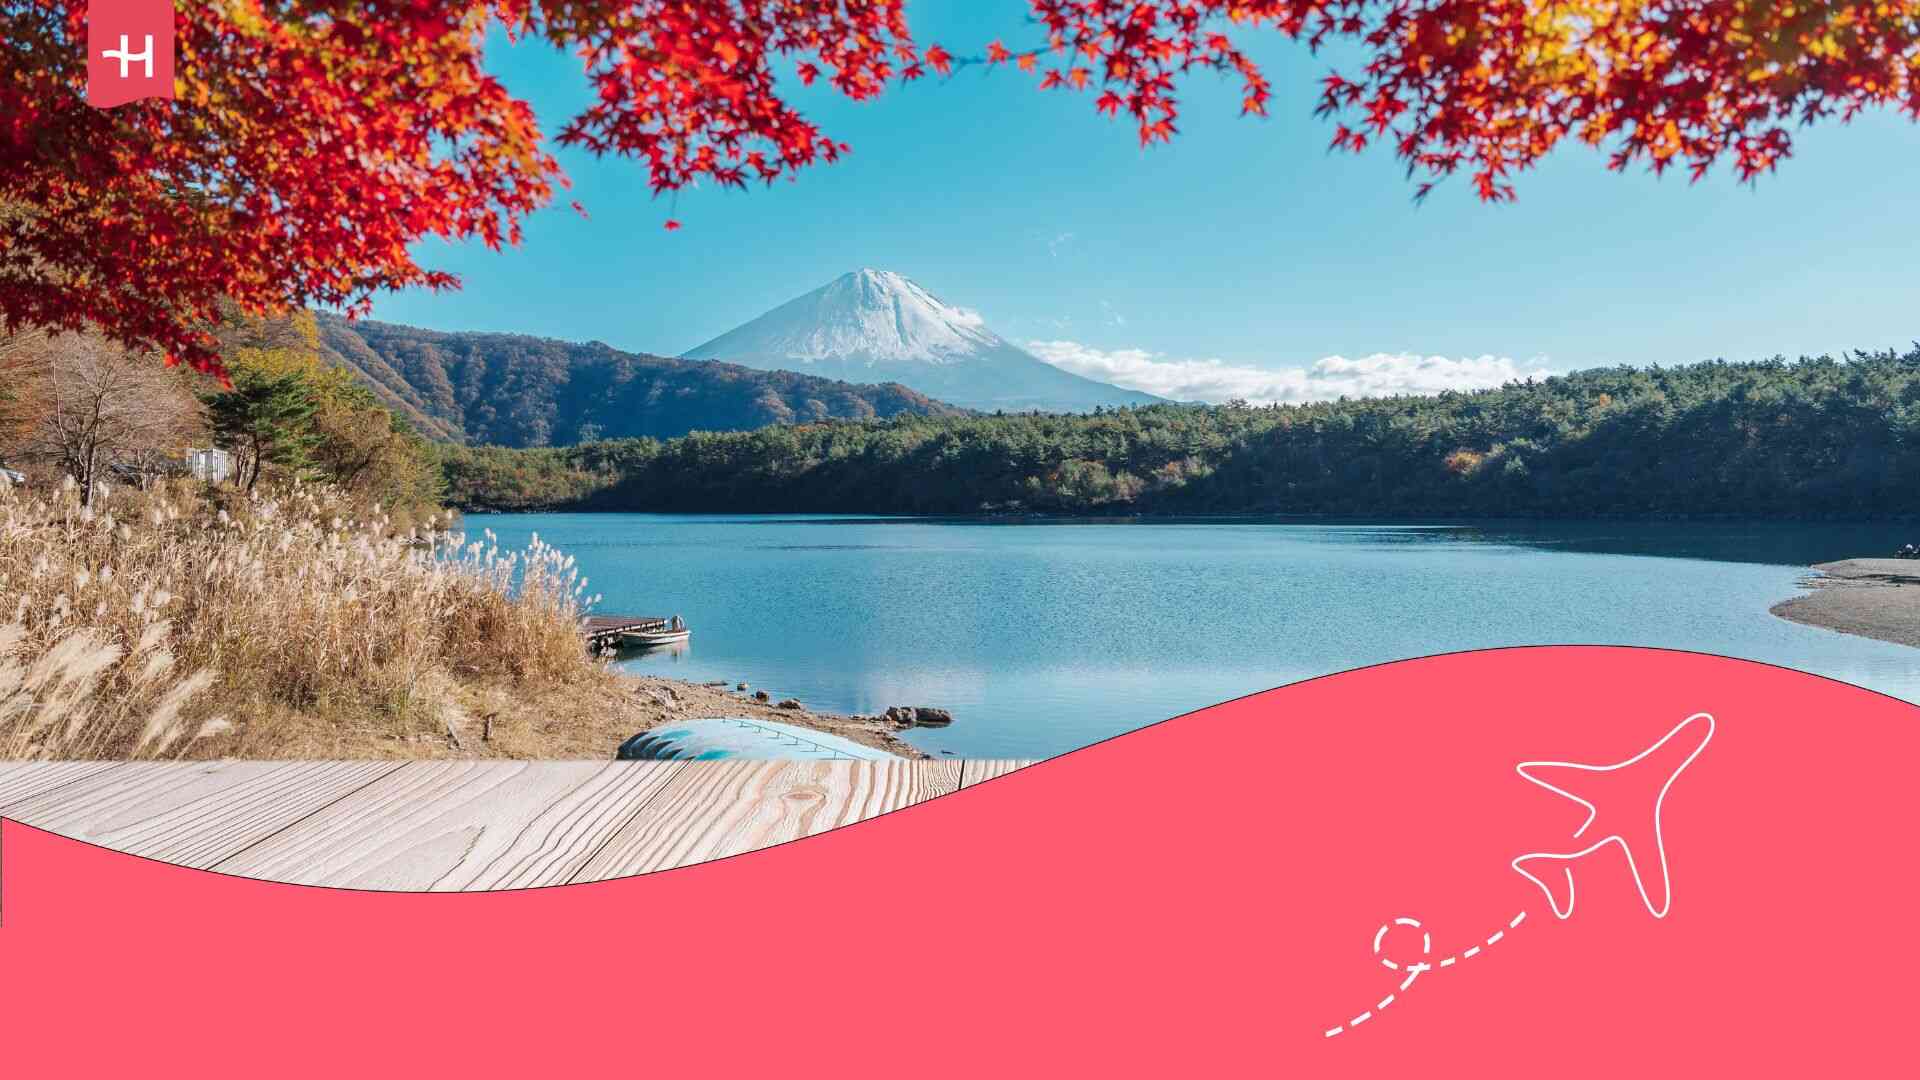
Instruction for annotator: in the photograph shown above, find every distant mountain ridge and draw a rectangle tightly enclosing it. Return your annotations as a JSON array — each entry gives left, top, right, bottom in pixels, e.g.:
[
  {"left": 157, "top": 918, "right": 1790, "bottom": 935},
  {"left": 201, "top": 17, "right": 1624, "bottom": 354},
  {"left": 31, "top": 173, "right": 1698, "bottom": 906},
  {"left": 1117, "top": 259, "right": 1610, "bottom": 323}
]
[
  {"left": 314, "top": 314, "right": 965, "bottom": 448},
  {"left": 682, "top": 269, "right": 1165, "bottom": 413}
]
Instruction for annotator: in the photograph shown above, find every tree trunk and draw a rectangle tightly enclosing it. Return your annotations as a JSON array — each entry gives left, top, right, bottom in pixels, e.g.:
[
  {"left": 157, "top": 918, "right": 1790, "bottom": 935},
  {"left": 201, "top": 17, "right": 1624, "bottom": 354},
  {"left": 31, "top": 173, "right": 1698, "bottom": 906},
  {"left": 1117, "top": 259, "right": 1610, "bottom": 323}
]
[{"left": 80, "top": 444, "right": 96, "bottom": 507}]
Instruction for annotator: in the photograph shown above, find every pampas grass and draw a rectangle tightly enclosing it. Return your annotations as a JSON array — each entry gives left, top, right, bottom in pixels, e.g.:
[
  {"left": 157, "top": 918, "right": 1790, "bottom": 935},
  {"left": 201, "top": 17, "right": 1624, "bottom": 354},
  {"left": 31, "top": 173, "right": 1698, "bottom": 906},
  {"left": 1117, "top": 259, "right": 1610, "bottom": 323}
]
[{"left": 0, "top": 475, "right": 603, "bottom": 758}]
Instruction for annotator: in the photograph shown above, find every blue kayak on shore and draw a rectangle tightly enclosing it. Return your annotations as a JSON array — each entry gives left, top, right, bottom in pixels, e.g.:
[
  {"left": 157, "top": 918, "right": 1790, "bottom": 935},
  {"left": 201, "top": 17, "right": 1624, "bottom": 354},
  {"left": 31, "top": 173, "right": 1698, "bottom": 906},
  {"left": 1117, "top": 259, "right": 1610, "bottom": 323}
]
[{"left": 617, "top": 717, "right": 900, "bottom": 761}]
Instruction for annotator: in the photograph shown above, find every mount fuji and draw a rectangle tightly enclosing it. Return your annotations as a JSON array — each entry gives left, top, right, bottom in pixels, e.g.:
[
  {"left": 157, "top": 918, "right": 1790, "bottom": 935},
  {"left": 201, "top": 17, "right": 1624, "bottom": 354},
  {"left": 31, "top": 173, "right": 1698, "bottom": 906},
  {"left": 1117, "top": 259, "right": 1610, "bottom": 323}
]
[{"left": 682, "top": 270, "right": 1164, "bottom": 413}]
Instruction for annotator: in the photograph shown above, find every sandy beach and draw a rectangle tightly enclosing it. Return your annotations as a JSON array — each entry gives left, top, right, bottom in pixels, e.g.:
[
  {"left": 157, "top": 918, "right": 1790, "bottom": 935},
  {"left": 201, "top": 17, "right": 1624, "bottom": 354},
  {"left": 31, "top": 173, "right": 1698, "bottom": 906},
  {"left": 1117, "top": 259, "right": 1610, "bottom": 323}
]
[{"left": 1771, "top": 559, "right": 1920, "bottom": 649}]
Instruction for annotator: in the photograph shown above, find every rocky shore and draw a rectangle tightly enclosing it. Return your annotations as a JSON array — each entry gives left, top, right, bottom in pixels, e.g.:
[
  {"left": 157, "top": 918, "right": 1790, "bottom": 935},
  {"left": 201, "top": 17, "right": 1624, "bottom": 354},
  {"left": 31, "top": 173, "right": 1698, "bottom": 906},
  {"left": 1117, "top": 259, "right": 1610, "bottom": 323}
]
[
  {"left": 1770, "top": 559, "right": 1920, "bottom": 649},
  {"left": 204, "top": 670, "right": 939, "bottom": 760},
  {"left": 617, "top": 675, "right": 932, "bottom": 758}
]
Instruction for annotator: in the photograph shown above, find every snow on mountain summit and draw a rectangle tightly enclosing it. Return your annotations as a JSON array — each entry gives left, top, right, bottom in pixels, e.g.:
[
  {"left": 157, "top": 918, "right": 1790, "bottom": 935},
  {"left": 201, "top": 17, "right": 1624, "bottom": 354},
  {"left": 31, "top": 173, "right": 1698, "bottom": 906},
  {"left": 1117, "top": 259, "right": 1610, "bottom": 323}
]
[
  {"left": 682, "top": 270, "right": 1165, "bottom": 413},
  {"left": 694, "top": 269, "right": 999, "bottom": 368}
]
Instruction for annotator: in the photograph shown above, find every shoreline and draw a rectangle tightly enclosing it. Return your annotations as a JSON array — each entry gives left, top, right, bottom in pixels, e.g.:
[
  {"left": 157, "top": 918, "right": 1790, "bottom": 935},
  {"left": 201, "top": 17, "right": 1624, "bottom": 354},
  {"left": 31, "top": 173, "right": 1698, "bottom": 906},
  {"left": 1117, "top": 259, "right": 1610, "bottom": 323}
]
[
  {"left": 459, "top": 506, "right": 1920, "bottom": 524},
  {"left": 0, "top": 669, "right": 930, "bottom": 762},
  {"left": 615, "top": 673, "right": 928, "bottom": 759},
  {"left": 1770, "top": 559, "right": 1920, "bottom": 650}
]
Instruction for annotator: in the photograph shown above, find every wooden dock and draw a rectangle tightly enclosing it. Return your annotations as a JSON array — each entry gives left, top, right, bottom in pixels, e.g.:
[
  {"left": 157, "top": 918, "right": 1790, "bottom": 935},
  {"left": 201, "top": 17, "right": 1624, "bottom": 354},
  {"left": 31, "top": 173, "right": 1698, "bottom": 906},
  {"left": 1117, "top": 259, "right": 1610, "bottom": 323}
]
[
  {"left": 580, "top": 615, "right": 672, "bottom": 647},
  {"left": 0, "top": 760, "right": 1034, "bottom": 891}
]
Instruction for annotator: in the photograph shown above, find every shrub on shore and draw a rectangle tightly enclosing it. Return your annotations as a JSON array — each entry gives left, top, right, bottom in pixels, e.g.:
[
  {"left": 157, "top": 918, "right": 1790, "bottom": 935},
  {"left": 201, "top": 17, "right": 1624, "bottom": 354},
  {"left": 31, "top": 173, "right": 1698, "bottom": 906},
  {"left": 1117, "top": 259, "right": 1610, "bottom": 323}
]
[{"left": 0, "top": 474, "right": 600, "bottom": 758}]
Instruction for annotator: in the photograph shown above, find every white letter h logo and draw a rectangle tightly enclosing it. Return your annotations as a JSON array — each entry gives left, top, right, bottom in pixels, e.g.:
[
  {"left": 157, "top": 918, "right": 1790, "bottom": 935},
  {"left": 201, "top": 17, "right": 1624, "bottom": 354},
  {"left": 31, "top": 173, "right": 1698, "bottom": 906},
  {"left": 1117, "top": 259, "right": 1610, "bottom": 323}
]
[{"left": 101, "top": 34, "right": 153, "bottom": 79}]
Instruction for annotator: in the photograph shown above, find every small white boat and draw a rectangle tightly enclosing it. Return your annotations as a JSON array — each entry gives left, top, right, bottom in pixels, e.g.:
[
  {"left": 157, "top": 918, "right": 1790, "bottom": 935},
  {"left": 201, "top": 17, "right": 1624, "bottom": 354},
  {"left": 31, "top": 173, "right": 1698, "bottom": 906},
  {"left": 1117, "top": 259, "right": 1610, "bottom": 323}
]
[
  {"left": 622, "top": 614, "right": 689, "bottom": 648},
  {"left": 618, "top": 717, "right": 900, "bottom": 761}
]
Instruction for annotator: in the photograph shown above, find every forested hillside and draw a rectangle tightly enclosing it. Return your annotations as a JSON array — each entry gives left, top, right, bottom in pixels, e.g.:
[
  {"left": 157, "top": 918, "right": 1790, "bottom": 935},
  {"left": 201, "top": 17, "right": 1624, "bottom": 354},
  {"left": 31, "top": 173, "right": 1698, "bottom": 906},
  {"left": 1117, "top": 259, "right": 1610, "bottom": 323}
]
[
  {"left": 439, "top": 348, "right": 1920, "bottom": 518},
  {"left": 315, "top": 314, "right": 965, "bottom": 447}
]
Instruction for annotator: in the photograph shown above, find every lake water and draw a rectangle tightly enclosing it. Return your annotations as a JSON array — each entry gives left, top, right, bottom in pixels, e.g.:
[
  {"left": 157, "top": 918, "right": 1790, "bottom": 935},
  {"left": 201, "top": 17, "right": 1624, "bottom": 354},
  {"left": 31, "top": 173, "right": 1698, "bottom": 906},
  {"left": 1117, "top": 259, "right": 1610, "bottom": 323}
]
[{"left": 465, "top": 514, "right": 1920, "bottom": 758}]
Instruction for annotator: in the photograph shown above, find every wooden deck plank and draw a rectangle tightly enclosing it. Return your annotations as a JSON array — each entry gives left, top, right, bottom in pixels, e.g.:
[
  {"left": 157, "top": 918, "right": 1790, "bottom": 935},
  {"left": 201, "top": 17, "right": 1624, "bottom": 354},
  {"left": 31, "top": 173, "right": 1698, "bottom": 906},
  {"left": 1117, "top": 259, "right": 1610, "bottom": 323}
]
[
  {"left": 2, "top": 759, "right": 1022, "bottom": 890},
  {"left": 572, "top": 759, "right": 962, "bottom": 881},
  {"left": 0, "top": 761, "right": 402, "bottom": 869},
  {"left": 214, "top": 761, "right": 684, "bottom": 890},
  {"left": 0, "top": 762, "right": 126, "bottom": 812},
  {"left": 958, "top": 759, "right": 1037, "bottom": 787}
]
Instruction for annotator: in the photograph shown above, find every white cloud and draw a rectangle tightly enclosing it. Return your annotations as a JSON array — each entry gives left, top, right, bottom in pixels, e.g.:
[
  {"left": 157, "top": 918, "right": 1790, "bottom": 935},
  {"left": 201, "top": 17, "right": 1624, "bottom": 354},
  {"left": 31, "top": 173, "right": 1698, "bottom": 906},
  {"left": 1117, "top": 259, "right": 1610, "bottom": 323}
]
[
  {"left": 1046, "top": 232, "right": 1074, "bottom": 257},
  {"left": 1023, "top": 340, "right": 1555, "bottom": 405}
]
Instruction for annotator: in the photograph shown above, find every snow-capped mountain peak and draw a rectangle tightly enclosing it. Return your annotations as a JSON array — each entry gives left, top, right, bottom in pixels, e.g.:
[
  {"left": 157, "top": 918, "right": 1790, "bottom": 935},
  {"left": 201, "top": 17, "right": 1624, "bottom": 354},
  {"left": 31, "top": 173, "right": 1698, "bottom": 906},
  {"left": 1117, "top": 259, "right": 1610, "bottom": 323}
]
[
  {"left": 703, "top": 269, "right": 1000, "bottom": 368},
  {"left": 682, "top": 270, "right": 1165, "bottom": 413}
]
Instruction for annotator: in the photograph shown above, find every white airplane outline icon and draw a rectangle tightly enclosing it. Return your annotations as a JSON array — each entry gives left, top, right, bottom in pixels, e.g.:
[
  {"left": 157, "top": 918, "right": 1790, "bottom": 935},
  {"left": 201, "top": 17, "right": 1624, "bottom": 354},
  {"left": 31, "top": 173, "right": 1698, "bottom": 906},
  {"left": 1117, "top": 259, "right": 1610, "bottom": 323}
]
[{"left": 1510, "top": 712, "right": 1715, "bottom": 920}]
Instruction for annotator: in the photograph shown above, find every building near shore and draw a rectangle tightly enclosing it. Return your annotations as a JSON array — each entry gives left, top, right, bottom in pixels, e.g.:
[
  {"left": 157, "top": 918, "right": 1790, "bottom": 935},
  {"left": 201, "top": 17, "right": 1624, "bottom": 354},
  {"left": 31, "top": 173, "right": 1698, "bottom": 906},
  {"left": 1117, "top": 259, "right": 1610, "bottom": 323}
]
[{"left": 185, "top": 447, "right": 233, "bottom": 483}]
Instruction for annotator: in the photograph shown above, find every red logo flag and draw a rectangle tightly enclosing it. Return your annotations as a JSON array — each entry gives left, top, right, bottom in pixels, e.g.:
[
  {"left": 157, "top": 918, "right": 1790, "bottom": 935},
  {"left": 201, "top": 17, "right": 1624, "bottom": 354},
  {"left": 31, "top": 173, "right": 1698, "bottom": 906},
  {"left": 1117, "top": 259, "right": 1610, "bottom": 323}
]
[{"left": 86, "top": 0, "right": 176, "bottom": 108}]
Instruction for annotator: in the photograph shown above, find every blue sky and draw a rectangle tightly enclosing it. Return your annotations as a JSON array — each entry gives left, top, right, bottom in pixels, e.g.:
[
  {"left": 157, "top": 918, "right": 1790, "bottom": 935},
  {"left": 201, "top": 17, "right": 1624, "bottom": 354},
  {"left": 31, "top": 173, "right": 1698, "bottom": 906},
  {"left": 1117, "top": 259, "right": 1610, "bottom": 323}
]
[{"left": 371, "top": 4, "right": 1918, "bottom": 403}]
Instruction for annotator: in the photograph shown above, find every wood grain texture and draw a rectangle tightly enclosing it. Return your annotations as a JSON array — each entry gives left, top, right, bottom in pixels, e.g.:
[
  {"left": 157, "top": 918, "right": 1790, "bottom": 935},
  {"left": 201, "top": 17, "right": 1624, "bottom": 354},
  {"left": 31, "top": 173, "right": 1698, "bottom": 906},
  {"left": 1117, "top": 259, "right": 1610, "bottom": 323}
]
[
  {"left": 572, "top": 759, "right": 963, "bottom": 881},
  {"left": 0, "top": 762, "right": 125, "bottom": 812},
  {"left": 214, "top": 761, "right": 684, "bottom": 890},
  {"left": 958, "top": 759, "right": 1037, "bottom": 787},
  {"left": 0, "top": 761, "right": 401, "bottom": 868},
  {"left": 1, "top": 759, "right": 1014, "bottom": 890}
]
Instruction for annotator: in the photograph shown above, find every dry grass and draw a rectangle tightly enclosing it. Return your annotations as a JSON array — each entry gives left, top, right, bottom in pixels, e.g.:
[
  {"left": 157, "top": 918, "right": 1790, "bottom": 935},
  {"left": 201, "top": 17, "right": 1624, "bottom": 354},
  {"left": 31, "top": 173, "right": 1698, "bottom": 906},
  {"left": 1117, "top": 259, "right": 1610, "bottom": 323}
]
[{"left": 0, "top": 474, "right": 608, "bottom": 758}]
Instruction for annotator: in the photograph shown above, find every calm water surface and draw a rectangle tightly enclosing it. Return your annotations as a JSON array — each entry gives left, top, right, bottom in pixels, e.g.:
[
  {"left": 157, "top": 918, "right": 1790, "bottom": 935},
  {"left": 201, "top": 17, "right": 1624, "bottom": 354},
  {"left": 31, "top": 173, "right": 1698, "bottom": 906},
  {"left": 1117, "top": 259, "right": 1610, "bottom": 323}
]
[{"left": 465, "top": 514, "right": 1920, "bottom": 758}]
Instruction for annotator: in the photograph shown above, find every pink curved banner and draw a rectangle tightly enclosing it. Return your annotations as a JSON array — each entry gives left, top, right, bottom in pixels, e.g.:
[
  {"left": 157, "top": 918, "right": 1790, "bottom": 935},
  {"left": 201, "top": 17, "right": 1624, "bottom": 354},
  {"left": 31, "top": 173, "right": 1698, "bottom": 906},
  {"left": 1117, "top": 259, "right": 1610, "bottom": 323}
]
[{"left": 2, "top": 647, "right": 1913, "bottom": 1073}]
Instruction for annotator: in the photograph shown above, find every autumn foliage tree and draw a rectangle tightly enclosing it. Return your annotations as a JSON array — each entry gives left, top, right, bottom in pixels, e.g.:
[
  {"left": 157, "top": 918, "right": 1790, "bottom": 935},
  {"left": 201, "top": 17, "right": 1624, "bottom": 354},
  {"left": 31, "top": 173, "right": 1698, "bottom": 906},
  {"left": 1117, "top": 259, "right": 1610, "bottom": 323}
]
[
  {"left": 4, "top": 2, "right": 1917, "bottom": 379},
  {"left": 16, "top": 333, "right": 205, "bottom": 507},
  {"left": 208, "top": 310, "right": 445, "bottom": 517},
  {"left": 0, "top": 330, "right": 50, "bottom": 456}
]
